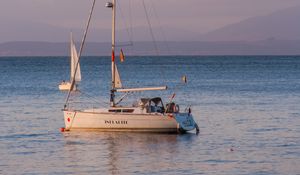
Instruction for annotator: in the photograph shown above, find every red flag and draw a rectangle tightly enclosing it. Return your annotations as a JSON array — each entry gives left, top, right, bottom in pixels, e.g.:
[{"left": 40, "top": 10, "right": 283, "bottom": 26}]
[
  {"left": 112, "top": 50, "right": 115, "bottom": 62},
  {"left": 120, "top": 49, "right": 125, "bottom": 62}
]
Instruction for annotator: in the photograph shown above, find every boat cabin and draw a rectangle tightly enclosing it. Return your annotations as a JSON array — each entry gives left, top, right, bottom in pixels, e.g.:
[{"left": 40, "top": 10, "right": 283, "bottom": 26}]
[
  {"left": 136, "top": 97, "right": 180, "bottom": 114},
  {"left": 137, "top": 97, "right": 165, "bottom": 113},
  {"left": 106, "top": 97, "right": 180, "bottom": 114}
]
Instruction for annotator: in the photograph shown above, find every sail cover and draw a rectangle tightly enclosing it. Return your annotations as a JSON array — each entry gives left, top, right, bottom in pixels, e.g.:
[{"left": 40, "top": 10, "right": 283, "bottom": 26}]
[{"left": 70, "top": 36, "right": 81, "bottom": 82}]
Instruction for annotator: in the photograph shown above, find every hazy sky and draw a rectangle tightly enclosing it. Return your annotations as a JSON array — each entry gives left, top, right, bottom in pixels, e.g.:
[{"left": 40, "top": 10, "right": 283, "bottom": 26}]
[{"left": 1, "top": 0, "right": 300, "bottom": 42}]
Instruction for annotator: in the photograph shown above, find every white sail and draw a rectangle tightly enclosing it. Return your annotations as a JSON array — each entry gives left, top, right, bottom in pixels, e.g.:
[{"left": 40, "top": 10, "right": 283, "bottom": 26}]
[
  {"left": 70, "top": 34, "right": 81, "bottom": 82},
  {"left": 113, "top": 64, "right": 122, "bottom": 88}
]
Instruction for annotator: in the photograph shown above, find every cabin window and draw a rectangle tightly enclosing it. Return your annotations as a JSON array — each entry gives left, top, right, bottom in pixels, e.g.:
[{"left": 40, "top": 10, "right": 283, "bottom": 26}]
[{"left": 108, "top": 109, "right": 134, "bottom": 113}]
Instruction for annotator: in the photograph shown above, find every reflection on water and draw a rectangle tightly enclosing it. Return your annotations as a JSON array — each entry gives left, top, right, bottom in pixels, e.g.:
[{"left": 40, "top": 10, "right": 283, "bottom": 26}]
[{"left": 61, "top": 132, "right": 197, "bottom": 175}]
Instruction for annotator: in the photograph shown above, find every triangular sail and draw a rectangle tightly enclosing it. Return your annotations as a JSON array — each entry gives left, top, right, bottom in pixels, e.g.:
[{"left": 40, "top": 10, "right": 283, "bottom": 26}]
[
  {"left": 70, "top": 34, "right": 81, "bottom": 82},
  {"left": 113, "top": 64, "right": 122, "bottom": 88}
]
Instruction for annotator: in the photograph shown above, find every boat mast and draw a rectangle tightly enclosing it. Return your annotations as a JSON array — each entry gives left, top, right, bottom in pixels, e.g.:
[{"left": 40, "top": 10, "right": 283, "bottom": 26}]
[{"left": 106, "top": 0, "right": 116, "bottom": 107}]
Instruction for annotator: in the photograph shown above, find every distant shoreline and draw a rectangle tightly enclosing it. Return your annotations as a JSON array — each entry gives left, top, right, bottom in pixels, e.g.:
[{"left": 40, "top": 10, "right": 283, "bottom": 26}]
[{"left": 1, "top": 40, "right": 300, "bottom": 56}]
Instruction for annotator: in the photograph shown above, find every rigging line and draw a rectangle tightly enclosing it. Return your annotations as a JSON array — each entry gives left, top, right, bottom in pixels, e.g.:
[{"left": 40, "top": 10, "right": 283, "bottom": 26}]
[
  {"left": 142, "top": 0, "right": 167, "bottom": 85},
  {"left": 64, "top": 0, "right": 97, "bottom": 108},
  {"left": 68, "top": 90, "right": 110, "bottom": 106},
  {"left": 128, "top": 0, "right": 134, "bottom": 55},
  {"left": 149, "top": 0, "right": 171, "bottom": 54},
  {"left": 142, "top": 0, "right": 159, "bottom": 56},
  {"left": 129, "top": 0, "right": 133, "bottom": 42},
  {"left": 115, "top": 42, "right": 133, "bottom": 48},
  {"left": 115, "top": 92, "right": 131, "bottom": 105},
  {"left": 79, "top": 91, "right": 103, "bottom": 104},
  {"left": 117, "top": 1, "right": 133, "bottom": 47}
]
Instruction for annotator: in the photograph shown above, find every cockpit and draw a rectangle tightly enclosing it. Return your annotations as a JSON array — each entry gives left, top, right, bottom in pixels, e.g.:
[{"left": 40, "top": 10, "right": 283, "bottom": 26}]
[{"left": 136, "top": 97, "right": 180, "bottom": 114}]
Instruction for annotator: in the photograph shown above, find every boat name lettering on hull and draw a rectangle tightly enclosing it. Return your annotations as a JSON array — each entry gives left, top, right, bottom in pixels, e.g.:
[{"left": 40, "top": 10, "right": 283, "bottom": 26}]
[{"left": 105, "top": 120, "right": 128, "bottom": 125}]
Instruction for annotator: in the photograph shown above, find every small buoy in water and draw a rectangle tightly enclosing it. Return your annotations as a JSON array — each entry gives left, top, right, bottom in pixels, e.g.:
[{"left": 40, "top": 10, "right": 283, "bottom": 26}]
[
  {"left": 181, "top": 75, "right": 187, "bottom": 83},
  {"left": 60, "top": 127, "right": 65, "bottom": 132},
  {"left": 228, "top": 147, "right": 234, "bottom": 152}
]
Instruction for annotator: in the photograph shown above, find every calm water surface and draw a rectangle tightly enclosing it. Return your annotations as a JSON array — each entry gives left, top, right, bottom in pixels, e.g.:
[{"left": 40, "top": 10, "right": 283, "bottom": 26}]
[{"left": 0, "top": 56, "right": 300, "bottom": 174}]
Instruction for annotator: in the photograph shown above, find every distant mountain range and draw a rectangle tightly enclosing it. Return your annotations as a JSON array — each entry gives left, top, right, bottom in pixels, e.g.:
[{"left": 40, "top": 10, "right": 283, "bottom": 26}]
[
  {"left": 1, "top": 5, "right": 300, "bottom": 56},
  {"left": 1, "top": 40, "right": 300, "bottom": 56},
  {"left": 200, "top": 5, "right": 300, "bottom": 41}
]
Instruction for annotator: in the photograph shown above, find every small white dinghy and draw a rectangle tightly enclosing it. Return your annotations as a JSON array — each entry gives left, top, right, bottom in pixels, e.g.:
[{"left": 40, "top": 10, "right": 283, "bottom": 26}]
[
  {"left": 61, "top": 0, "right": 199, "bottom": 134},
  {"left": 59, "top": 33, "right": 81, "bottom": 91}
]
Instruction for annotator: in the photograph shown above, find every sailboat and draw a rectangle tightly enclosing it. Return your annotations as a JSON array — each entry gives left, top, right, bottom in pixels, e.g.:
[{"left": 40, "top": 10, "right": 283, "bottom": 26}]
[
  {"left": 62, "top": 0, "right": 199, "bottom": 134},
  {"left": 59, "top": 33, "right": 81, "bottom": 91}
]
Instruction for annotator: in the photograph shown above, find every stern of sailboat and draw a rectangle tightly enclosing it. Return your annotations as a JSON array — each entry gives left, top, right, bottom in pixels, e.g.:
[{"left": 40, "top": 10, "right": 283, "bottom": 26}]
[{"left": 174, "top": 113, "right": 198, "bottom": 132}]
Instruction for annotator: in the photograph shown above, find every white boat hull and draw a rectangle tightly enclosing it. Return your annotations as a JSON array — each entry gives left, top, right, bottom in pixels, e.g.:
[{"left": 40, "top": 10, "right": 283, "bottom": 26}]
[
  {"left": 59, "top": 82, "right": 77, "bottom": 91},
  {"left": 63, "top": 110, "right": 197, "bottom": 133}
]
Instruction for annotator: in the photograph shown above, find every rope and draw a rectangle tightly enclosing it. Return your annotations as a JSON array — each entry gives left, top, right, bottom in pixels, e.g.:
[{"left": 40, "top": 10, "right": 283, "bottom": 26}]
[
  {"left": 149, "top": 1, "right": 171, "bottom": 55},
  {"left": 64, "top": 0, "right": 97, "bottom": 108},
  {"left": 79, "top": 91, "right": 103, "bottom": 104},
  {"left": 141, "top": 0, "right": 167, "bottom": 87},
  {"left": 117, "top": 1, "right": 134, "bottom": 47},
  {"left": 142, "top": 0, "right": 159, "bottom": 56}
]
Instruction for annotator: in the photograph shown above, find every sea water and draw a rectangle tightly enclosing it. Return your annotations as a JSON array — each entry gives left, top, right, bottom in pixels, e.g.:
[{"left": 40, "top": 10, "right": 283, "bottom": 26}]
[{"left": 0, "top": 56, "right": 300, "bottom": 174}]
